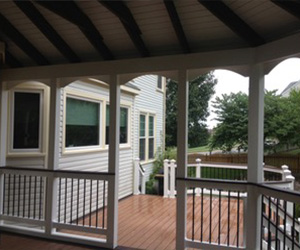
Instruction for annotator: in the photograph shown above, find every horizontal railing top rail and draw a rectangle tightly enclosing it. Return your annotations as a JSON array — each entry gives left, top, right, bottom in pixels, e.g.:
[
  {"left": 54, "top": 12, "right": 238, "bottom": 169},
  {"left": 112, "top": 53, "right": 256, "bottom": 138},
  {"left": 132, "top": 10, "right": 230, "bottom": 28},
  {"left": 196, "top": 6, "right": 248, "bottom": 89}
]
[{"left": 0, "top": 166, "right": 115, "bottom": 175}]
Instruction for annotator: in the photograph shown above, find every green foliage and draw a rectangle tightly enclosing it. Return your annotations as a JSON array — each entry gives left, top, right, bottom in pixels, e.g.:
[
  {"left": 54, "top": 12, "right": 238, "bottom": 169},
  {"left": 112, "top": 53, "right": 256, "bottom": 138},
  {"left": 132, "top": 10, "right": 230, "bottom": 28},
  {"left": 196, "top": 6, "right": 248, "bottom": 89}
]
[
  {"left": 166, "top": 73, "right": 217, "bottom": 148},
  {"left": 146, "top": 147, "right": 177, "bottom": 194},
  {"left": 209, "top": 92, "right": 248, "bottom": 152},
  {"left": 209, "top": 89, "right": 300, "bottom": 153}
]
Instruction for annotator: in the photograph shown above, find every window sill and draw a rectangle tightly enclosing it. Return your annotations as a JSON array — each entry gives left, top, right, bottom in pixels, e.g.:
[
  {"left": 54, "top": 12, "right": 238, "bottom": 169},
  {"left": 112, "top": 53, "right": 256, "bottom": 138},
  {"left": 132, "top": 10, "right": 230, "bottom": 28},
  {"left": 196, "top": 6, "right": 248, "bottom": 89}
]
[
  {"left": 63, "top": 144, "right": 132, "bottom": 155},
  {"left": 7, "top": 152, "right": 46, "bottom": 158},
  {"left": 156, "top": 88, "right": 164, "bottom": 94}
]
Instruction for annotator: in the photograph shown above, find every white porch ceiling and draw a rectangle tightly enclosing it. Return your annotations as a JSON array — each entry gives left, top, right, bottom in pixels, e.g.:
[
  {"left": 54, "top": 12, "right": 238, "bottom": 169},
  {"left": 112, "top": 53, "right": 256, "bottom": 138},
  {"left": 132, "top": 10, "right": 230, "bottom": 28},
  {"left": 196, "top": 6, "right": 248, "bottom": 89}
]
[{"left": 0, "top": 0, "right": 299, "bottom": 70}]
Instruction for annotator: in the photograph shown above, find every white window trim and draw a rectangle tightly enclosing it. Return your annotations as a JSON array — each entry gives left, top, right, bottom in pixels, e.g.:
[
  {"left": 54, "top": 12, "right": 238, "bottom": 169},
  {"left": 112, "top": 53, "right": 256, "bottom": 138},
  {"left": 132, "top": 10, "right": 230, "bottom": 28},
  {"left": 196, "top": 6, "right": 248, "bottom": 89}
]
[
  {"left": 139, "top": 111, "right": 156, "bottom": 163},
  {"left": 104, "top": 101, "right": 132, "bottom": 149},
  {"left": 62, "top": 88, "right": 104, "bottom": 154},
  {"left": 7, "top": 82, "right": 49, "bottom": 156}
]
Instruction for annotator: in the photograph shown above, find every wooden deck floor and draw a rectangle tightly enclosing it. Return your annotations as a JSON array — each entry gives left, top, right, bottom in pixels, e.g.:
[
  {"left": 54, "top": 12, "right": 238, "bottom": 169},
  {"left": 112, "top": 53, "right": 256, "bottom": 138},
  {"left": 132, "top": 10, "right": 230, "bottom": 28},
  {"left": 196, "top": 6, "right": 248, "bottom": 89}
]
[{"left": 0, "top": 194, "right": 243, "bottom": 250}]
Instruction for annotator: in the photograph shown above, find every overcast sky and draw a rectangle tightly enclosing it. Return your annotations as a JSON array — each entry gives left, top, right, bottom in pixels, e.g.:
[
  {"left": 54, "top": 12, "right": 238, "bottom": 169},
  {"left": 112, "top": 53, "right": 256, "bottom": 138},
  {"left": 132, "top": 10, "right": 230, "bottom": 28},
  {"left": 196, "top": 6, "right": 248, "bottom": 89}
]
[{"left": 207, "top": 58, "right": 300, "bottom": 128}]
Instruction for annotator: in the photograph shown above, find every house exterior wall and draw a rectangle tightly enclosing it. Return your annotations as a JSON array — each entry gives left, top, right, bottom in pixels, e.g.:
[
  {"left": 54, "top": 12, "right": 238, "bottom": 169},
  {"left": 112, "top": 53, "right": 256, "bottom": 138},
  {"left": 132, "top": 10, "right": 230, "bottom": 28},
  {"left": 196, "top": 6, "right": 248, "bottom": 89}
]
[
  {"left": 131, "top": 75, "right": 165, "bottom": 181},
  {"left": 4, "top": 75, "right": 165, "bottom": 199}
]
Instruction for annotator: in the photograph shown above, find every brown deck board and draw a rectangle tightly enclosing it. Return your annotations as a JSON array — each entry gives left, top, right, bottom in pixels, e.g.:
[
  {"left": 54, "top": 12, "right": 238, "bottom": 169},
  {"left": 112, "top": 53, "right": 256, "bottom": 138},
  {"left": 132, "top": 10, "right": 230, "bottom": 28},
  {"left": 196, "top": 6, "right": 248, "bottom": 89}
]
[{"left": 0, "top": 194, "right": 244, "bottom": 250}]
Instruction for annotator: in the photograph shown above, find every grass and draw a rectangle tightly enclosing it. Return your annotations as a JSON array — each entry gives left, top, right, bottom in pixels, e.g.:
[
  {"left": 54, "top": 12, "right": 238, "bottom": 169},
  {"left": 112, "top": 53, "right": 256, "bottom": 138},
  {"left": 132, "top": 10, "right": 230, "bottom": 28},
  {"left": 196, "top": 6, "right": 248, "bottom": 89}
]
[{"left": 188, "top": 145, "right": 210, "bottom": 153}]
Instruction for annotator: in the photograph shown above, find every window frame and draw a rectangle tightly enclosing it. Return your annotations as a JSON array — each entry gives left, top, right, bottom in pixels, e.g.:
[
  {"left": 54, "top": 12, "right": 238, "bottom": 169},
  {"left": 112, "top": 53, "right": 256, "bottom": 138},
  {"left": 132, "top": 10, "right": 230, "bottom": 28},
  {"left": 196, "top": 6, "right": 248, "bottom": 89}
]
[
  {"left": 139, "top": 111, "right": 156, "bottom": 163},
  {"left": 105, "top": 104, "right": 131, "bottom": 146},
  {"left": 63, "top": 89, "right": 103, "bottom": 154},
  {"left": 8, "top": 83, "right": 49, "bottom": 156}
]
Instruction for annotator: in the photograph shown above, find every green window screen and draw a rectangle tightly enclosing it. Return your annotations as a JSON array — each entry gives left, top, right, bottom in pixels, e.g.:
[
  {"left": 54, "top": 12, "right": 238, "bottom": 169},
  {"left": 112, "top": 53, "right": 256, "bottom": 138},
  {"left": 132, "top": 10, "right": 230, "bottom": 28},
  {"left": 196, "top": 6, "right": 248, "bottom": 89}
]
[
  {"left": 13, "top": 92, "right": 40, "bottom": 149},
  {"left": 66, "top": 97, "right": 99, "bottom": 126},
  {"left": 148, "top": 138, "right": 154, "bottom": 159},
  {"left": 140, "top": 115, "right": 146, "bottom": 137},
  {"left": 149, "top": 116, "right": 154, "bottom": 137},
  {"left": 106, "top": 105, "right": 128, "bottom": 144},
  {"left": 66, "top": 97, "right": 99, "bottom": 147},
  {"left": 139, "top": 138, "right": 145, "bottom": 161}
]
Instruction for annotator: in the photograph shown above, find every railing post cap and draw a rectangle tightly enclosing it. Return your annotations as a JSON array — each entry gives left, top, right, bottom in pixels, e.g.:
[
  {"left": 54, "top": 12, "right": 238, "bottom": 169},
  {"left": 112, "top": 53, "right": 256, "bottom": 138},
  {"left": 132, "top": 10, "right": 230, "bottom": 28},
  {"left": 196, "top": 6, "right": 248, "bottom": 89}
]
[
  {"left": 281, "top": 165, "right": 289, "bottom": 170},
  {"left": 286, "top": 175, "right": 295, "bottom": 181},
  {"left": 196, "top": 158, "right": 201, "bottom": 163},
  {"left": 135, "top": 158, "right": 140, "bottom": 161},
  {"left": 170, "top": 159, "right": 176, "bottom": 163},
  {"left": 164, "top": 159, "right": 169, "bottom": 163},
  {"left": 284, "top": 169, "right": 292, "bottom": 175}
]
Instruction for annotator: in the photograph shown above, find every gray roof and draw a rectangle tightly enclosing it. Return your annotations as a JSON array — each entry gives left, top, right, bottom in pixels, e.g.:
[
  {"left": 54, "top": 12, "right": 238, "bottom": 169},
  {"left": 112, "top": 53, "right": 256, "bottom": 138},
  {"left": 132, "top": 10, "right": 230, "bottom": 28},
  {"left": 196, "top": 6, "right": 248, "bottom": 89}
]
[{"left": 281, "top": 80, "right": 300, "bottom": 96}]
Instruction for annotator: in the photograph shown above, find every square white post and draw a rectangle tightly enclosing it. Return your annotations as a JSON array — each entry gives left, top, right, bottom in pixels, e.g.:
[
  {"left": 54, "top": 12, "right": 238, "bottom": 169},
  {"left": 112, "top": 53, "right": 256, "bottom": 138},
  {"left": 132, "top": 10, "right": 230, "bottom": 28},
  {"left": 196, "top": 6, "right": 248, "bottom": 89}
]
[
  {"left": 246, "top": 64, "right": 264, "bottom": 249},
  {"left": 134, "top": 158, "right": 140, "bottom": 195},
  {"left": 45, "top": 79, "right": 61, "bottom": 235},
  {"left": 176, "top": 70, "right": 188, "bottom": 250},
  {"left": 107, "top": 74, "right": 120, "bottom": 249},
  {"left": 0, "top": 81, "right": 8, "bottom": 166}
]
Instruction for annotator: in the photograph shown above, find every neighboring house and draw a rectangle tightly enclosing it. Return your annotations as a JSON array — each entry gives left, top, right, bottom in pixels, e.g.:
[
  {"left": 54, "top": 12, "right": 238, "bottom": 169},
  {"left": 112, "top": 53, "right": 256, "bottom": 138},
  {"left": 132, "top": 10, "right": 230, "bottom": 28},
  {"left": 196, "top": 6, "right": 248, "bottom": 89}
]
[
  {"left": 281, "top": 79, "right": 300, "bottom": 97},
  {"left": 5, "top": 75, "right": 166, "bottom": 200}
]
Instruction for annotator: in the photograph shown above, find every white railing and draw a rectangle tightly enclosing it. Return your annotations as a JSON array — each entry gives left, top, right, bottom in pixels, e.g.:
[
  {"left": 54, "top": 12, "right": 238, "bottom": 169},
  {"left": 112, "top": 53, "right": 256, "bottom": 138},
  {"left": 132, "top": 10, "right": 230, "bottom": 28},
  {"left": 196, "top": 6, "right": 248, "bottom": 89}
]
[
  {"left": 163, "top": 159, "right": 294, "bottom": 198},
  {"left": 134, "top": 158, "right": 145, "bottom": 195},
  {"left": 0, "top": 167, "right": 116, "bottom": 248}
]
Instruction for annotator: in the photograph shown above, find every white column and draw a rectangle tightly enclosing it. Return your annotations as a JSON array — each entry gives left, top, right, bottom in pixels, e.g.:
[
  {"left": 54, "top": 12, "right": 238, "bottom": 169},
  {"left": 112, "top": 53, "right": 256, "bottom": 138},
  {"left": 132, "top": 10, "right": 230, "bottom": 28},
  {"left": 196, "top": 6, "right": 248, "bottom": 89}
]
[
  {"left": 134, "top": 158, "right": 140, "bottom": 195},
  {"left": 176, "top": 70, "right": 188, "bottom": 250},
  {"left": 0, "top": 81, "right": 8, "bottom": 166},
  {"left": 47, "top": 79, "right": 61, "bottom": 170},
  {"left": 107, "top": 74, "right": 120, "bottom": 249},
  {"left": 45, "top": 79, "right": 61, "bottom": 235},
  {"left": 164, "top": 159, "right": 169, "bottom": 198},
  {"left": 246, "top": 63, "right": 264, "bottom": 249},
  {"left": 170, "top": 159, "right": 176, "bottom": 198}
]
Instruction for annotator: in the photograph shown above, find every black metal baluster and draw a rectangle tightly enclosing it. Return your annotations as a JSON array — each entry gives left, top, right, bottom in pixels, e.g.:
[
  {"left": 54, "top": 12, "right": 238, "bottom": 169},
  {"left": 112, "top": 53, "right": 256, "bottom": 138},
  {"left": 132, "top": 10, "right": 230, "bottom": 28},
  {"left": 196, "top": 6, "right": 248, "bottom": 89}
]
[
  {"left": 33, "top": 176, "right": 37, "bottom": 219},
  {"left": 268, "top": 196, "right": 272, "bottom": 249},
  {"left": 261, "top": 195, "right": 264, "bottom": 250},
  {"left": 227, "top": 191, "right": 230, "bottom": 246},
  {"left": 275, "top": 198, "right": 279, "bottom": 250},
  {"left": 96, "top": 180, "right": 99, "bottom": 228},
  {"left": 284, "top": 200, "right": 287, "bottom": 248},
  {"left": 12, "top": 174, "right": 16, "bottom": 216},
  {"left": 292, "top": 203, "right": 296, "bottom": 250},
  {"left": 18, "top": 175, "right": 21, "bottom": 216},
  {"left": 70, "top": 178, "right": 73, "bottom": 224},
  {"left": 39, "top": 176, "right": 42, "bottom": 220},
  {"left": 103, "top": 181, "right": 106, "bottom": 228},
  {"left": 64, "top": 178, "right": 67, "bottom": 223},
  {"left": 237, "top": 191, "right": 240, "bottom": 247},
  {"left": 3, "top": 174, "right": 6, "bottom": 214},
  {"left": 218, "top": 189, "right": 221, "bottom": 245},
  {"left": 23, "top": 175, "right": 26, "bottom": 217},
  {"left": 77, "top": 178, "right": 79, "bottom": 225},
  {"left": 28, "top": 176, "right": 31, "bottom": 218},
  {"left": 209, "top": 188, "right": 212, "bottom": 243},
  {"left": 192, "top": 187, "right": 195, "bottom": 241},
  {"left": 201, "top": 187, "right": 203, "bottom": 242},
  {"left": 89, "top": 179, "right": 92, "bottom": 227},
  {"left": 58, "top": 178, "right": 61, "bottom": 223},
  {"left": 7, "top": 174, "right": 11, "bottom": 215},
  {"left": 83, "top": 179, "right": 86, "bottom": 226}
]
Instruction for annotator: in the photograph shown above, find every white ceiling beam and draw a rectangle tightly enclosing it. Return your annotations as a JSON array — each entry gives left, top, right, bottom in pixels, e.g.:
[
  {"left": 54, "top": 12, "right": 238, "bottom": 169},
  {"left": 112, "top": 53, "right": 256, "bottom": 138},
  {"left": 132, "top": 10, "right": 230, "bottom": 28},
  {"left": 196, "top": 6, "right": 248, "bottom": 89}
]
[{"left": 1, "top": 33, "right": 300, "bottom": 82}]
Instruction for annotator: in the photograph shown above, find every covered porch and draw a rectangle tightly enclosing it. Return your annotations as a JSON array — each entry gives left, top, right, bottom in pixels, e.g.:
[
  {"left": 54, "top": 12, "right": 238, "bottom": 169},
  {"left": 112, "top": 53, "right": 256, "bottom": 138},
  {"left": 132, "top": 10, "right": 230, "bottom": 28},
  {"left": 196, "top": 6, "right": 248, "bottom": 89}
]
[{"left": 1, "top": 1, "right": 300, "bottom": 249}]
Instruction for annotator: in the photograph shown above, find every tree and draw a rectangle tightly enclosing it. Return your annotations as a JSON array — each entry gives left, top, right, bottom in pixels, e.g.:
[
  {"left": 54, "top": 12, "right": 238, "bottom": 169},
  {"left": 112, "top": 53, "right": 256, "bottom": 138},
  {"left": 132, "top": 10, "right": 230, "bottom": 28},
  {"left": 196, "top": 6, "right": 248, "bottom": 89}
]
[
  {"left": 209, "top": 92, "right": 248, "bottom": 152},
  {"left": 166, "top": 73, "right": 217, "bottom": 148},
  {"left": 209, "top": 89, "right": 300, "bottom": 152}
]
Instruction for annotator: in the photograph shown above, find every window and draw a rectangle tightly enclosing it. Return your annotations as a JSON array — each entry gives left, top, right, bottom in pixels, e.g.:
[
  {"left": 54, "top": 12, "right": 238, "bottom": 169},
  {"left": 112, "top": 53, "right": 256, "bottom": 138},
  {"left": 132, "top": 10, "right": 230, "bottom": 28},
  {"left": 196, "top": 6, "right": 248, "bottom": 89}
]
[
  {"left": 157, "top": 76, "right": 162, "bottom": 89},
  {"left": 148, "top": 115, "right": 154, "bottom": 159},
  {"left": 105, "top": 105, "right": 129, "bottom": 144},
  {"left": 139, "top": 113, "right": 155, "bottom": 161},
  {"left": 139, "top": 114, "right": 146, "bottom": 161},
  {"left": 13, "top": 92, "right": 41, "bottom": 149},
  {"left": 65, "top": 97, "right": 100, "bottom": 147}
]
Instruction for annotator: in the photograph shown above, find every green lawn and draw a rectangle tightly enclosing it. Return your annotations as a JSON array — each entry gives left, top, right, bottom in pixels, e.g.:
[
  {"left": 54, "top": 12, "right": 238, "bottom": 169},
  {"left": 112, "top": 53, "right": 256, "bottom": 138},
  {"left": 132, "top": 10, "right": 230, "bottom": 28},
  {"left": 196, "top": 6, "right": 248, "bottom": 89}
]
[{"left": 188, "top": 145, "right": 210, "bottom": 153}]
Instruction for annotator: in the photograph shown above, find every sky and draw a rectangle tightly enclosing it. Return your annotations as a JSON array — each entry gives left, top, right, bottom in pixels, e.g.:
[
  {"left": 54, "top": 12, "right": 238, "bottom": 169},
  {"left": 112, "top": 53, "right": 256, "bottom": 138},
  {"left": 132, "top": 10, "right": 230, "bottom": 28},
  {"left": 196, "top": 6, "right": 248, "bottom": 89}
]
[{"left": 207, "top": 58, "right": 300, "bottom": 128}]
